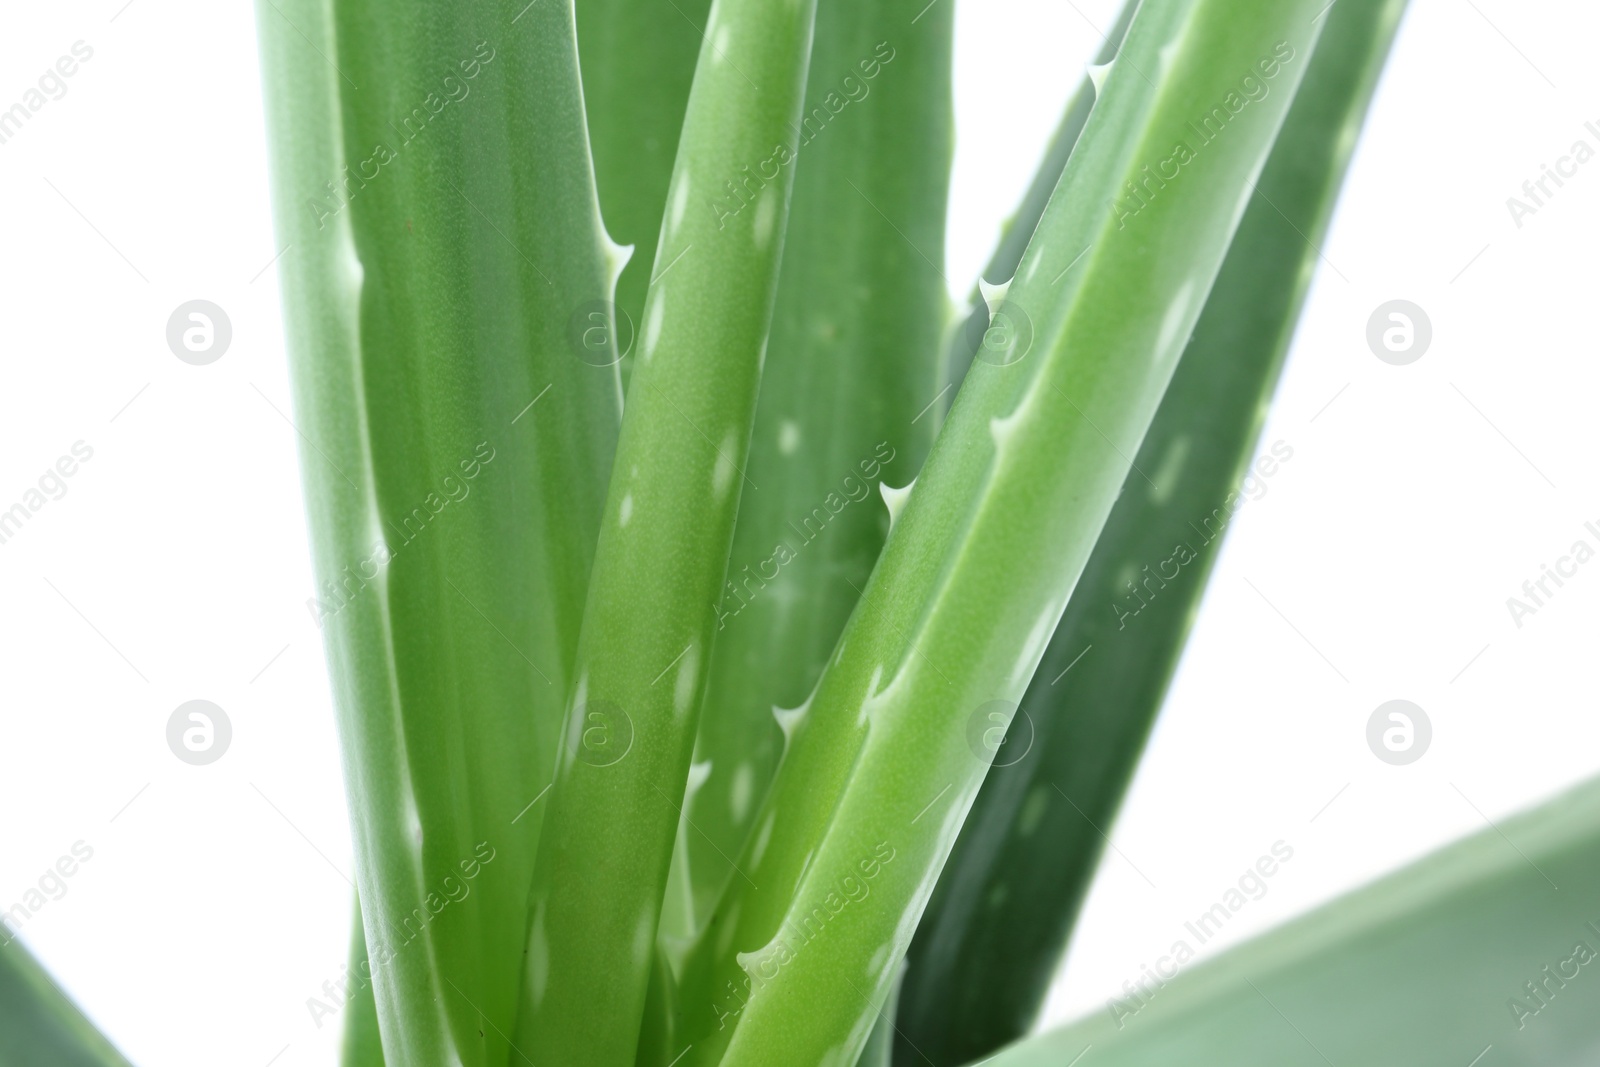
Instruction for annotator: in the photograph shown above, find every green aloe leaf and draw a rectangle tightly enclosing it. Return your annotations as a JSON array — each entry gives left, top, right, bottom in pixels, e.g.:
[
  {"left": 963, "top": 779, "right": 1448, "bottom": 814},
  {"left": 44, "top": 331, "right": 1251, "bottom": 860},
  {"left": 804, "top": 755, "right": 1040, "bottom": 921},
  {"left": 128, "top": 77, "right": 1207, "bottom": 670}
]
[
  {"left": 940, "top": 0, "right": 1136, "bottom": 400},
  {"left": 677, "top": 1, "right": 1327, "bottom": 1063},
  {"left": 854, "top": 964, "right": 904, "bottom": 1067},
  {"left": 0, "top": 938, "right": 134, "bottom": 1067},
  {"left": 255, "top": 0, "right": 622, "bottom": 1062},
  {"left": 974, "top": 774, "right": 1600, "bottom": 1067},
  {"left": 679, "top": 0, "right": 954, "bottom": 932},
  {"left": 340, "top": 897, "right": 384, "bottom": 1067},
  {"left": 511, "top": 0, "right": 820, "bottom": 1062},
  {"left": 897, "top": 0, "right": 1409, "bottom": 1060},
  {"left": 576, "top": 0, "right": 711, "bottom": 387}
]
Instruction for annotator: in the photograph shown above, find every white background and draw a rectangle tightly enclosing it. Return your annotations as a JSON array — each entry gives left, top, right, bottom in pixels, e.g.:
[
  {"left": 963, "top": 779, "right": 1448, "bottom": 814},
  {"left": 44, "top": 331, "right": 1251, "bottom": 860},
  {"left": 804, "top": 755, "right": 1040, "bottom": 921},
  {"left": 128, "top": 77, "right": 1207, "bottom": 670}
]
[{"left": 0, "top": 1, "right": 1595, "bottom": 1064}]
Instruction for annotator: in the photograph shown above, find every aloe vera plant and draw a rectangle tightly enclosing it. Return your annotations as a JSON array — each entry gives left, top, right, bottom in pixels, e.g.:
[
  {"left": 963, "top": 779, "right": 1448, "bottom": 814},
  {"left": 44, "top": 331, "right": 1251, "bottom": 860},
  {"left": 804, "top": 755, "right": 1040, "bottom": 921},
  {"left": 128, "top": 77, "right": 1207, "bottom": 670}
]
[{"left": 15, "top": 1, "right": 1598, "bottom": 1066}]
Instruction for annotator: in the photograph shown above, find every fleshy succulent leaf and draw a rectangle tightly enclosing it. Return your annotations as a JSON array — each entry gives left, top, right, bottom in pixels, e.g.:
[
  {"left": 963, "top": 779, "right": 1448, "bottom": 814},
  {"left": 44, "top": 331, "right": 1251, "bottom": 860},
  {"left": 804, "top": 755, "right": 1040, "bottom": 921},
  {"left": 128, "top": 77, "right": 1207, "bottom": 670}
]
[
  {"left": 576, "top": 0, "right": 712, "bottom": 388},
  {"left": 0, "top": 938, "right": 134, "bottom": 1067},
  {"left": 340, "top": 896, "right": 384, "bottom": 1067},
  {"left": 897, "top": 0, "right": 1410, "bottom": 1059},
  {"left": 940, "top": 0, "right": 1137, "bottom": 401},
  {"left": 678, "top": 0, "right": 954, "bottom": 934},
  {"left": 255, "top": 0, "right": 622, "bottom": 1062},
  {"left": 970, "top": 775, "right": 1600, "bottom": 1067},
  {"left": 511, "top": 0, "right": 821, "bottom": 1062},
  {"left": 677, "top": 0, "right": 1329, "bottom": 1063}
]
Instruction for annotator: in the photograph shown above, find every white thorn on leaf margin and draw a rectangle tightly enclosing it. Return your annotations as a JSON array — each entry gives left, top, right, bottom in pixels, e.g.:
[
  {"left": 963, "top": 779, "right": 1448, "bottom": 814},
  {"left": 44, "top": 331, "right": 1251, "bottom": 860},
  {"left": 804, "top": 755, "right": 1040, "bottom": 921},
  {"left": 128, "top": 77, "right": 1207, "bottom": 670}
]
[
  {"left": 880, "top": 478, "right": 915, "bottom": 532},
  {"left": 1087, "top": 60, "right": 1114, "bottom": 94},
  {"left": 977, "top": 276, "right": 1011, "bottom": 315}
]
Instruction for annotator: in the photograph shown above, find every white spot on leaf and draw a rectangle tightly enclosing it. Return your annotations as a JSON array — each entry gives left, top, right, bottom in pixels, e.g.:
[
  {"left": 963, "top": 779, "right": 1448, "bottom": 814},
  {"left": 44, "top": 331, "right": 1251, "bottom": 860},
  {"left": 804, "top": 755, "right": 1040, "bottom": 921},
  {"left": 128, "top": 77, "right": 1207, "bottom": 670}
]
[
  {"left": 1156, "top": 279, "right": 1197, "bottom": 357},
  {"left": 753, "top": 188, "right": 778, "bottom": 249},
  {"left": 526, "top": 901, "right": 550, "bottom": 1007},
  {"left": 685, "top": 758, "right": 713, "bottom": 798},
  {"left": 1010, "top": 600, "right": 1061, "bottom": 689},
  {"left": 730, "top": 762, "right": 752, "bottom": 823},
  {"left": 643, "top": 296, "right": 665, "bottom": 361},
  {"left": 634, "top": 908, "right": 655, "bottom": 966},
  {"left": 673, "top": 643, "right": 701, "bottom": 717},
  {"left": 749, "top": 811, "right": 776, "bottom": 867},
  {"left": 670, "top": 175, "right": 691, "bottom": 235},
  {"left": 713, "top": 433, "right": 739, "bottom": 500}
]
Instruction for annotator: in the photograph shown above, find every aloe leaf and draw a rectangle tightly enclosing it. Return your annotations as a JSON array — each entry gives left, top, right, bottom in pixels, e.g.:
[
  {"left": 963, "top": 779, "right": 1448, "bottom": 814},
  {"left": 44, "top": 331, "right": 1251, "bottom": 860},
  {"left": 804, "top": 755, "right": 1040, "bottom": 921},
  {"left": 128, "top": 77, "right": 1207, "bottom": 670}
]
[
  {"left": 511, "top": 1, "right": 820, "bottom": 1062},
  {"left": 635, "top": 941, "right": 685, "bottom": 1067},
  {"left": 974, "top": 774, "right": 1600, "bottom": 1067},
  {"left": 255, "top": 1, "right": 621, "bottom": 1063},
  {"left": 681, "top": 1, "right": 1327, "bottom": 1063},
  {"left": 941, "top": 0, "right": 1136, "bottom": 399},
  {"left": 679, "top": 0, "right": 954, "bottom": 932},
  {"left": 853, "top": 964, "right": 904, "bottom": 1067},
  {"left": 340, "top": 898, "right": 383, "bottom": 1067},
  {"left": 897, "top": 0, "right": 1409, "bottom": 1060},
  {"left": 576, "top": 0, "right": 711, "bottom": 386},
  {"left": 0, "top": 939, "right": 133, "bottom": 1067}
]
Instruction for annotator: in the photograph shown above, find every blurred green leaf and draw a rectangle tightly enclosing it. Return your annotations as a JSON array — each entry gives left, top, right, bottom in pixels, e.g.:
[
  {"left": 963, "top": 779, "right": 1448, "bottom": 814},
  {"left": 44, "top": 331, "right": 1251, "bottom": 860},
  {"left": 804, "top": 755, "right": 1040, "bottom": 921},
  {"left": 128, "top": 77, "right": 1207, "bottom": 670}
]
[
  {"left": 0, "top": 938, "right": 133, "bottom": 1067},
  {"left": 973, "top": 775, "right": 1600, "bottom": 1067},
  {"left": 855, "top": 964, "right": 904, "bottom": 1067},
  {"left": 340, "top": 896, "right": 383, "bottom": 1067}
]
